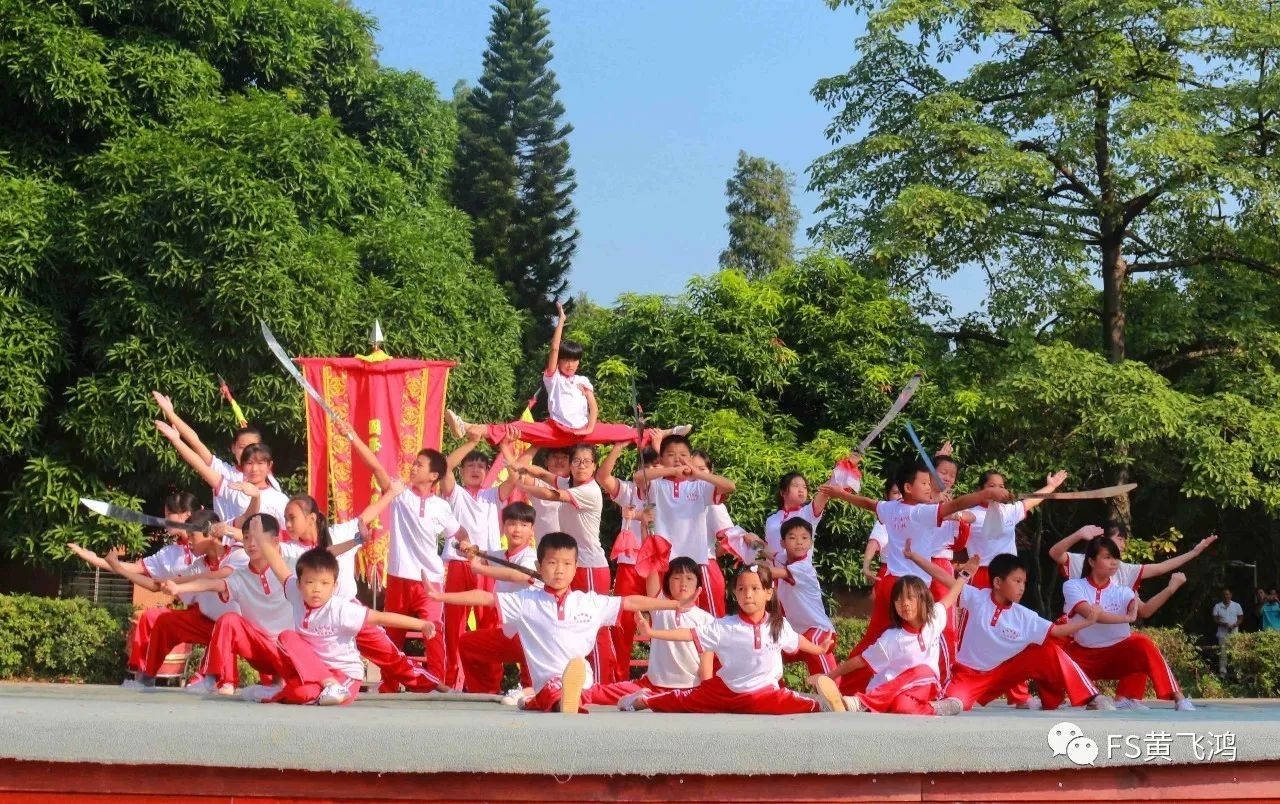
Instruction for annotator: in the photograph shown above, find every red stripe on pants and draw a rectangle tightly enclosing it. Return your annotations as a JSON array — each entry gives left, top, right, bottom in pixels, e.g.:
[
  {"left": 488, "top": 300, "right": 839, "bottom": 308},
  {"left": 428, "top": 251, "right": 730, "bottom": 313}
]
[
  {"left": 485, "top": 420, "right": 644, "bottom": 449},
  {"left": 204, "top": 612, "right": 284, "bottom": 685},
  {"left": 143, "top": 607, "right": 215, "bottom": 677},
  {"left": 271, "top": 630, "right": 360, "bottom": 705},
  {"left": 611, "top": 563, "right": 645, "bottom": 681},
  {"left": 1065, "top": 633, "right": 1181, "bottom": 700},
  {"left": 356, "top": 622, "right": 440, "bottom": 692},
  {"left": 783, "top": 627, "right": 838, "bottom": 677},
  {"left": 699, "top": 561, "right": 726, "bottom": 617},
  {"left": 645, "top": 674, "right": 819, "bottom": 714},
  {"left": 572, "top": 565, "right": 616, "bottom": 685},
  {"left": 443, "top": 559, "right": 496, "bottom": 688},
  {"left": 383, "top": 574, "right": 445, "bottom": 686},
  {"left": 855, "top": 664, "right": 939, "bottom": 715},
  {"left": 946, "top": 641, "right": 1098, "bottom": 711},
  {"left": 460, "top": 627, "right": 531, "bottom": 694},
  {"left": 128, "top": 607, "right": 168, "bottom": 672}
]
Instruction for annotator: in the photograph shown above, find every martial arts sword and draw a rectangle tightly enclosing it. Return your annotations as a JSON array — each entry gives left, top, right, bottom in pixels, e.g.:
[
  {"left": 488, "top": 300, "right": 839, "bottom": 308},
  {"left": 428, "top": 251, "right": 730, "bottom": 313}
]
[
  {"left": 452, "top": 542, "right": 542, "bottom": 580},
  {"left": 260, "top": 320, "right": 349, "bottom": 427},
  {"left": 1022, "top": 483, "right": 1137, "bottom": 501},
  {"left": 853, "top": 371, "right": 923, "bottom": 455},
  {"left": 903, "top": 421, "right": 948, "bottom": 495},
  {"left": 79, "top": 498, "right": 212, "bottom": 533}
]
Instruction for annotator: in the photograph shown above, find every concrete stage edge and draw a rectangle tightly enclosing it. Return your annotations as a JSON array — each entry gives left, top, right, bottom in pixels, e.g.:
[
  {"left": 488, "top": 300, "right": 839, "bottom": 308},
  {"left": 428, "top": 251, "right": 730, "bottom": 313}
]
[{"left": 2, "top": 684, "right": 1278, "bottom": 802}]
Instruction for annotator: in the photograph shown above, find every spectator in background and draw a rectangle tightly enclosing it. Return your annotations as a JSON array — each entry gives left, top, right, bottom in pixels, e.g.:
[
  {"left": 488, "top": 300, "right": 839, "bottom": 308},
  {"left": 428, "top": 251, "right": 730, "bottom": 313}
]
[
  {"left": 1213, "top": 589, "right": 1244, "bottom": 675},
  {"left": 1260, "top": 590, "right": 1280, "bottom": 632}
]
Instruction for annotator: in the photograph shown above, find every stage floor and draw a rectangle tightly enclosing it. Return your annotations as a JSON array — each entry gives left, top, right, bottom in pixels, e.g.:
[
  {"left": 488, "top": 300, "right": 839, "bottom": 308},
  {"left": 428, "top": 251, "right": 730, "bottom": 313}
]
[{"left": 1, "top": 683, "right": 1278, "bottom": 801}]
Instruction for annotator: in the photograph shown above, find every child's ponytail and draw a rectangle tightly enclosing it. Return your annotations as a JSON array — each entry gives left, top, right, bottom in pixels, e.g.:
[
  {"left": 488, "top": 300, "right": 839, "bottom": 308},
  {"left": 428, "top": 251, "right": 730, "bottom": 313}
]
[{"left": 288, "top": 493, "right": 331, "bottom": 548}]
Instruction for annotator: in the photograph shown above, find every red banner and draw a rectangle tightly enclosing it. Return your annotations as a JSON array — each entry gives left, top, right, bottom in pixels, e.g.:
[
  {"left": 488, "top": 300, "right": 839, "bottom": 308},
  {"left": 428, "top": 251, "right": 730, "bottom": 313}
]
[{"left": 297, "top": 355, "right": 454, "bottom": 584}]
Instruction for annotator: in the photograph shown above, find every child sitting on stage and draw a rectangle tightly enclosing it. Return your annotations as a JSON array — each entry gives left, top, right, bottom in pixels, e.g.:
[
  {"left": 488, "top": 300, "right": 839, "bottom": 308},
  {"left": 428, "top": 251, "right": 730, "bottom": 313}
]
[
  {"left": 818, "top": 541, "right": 978, "bottom": 716},
  {"left": 621, "top": 565, "right": 845, "bottom": 714},
  {"left": 430, "top": 531, "right": 688, "bottom": 714},
  {"left": 447, "top": 301, "right": 687, "bottom": 448}
]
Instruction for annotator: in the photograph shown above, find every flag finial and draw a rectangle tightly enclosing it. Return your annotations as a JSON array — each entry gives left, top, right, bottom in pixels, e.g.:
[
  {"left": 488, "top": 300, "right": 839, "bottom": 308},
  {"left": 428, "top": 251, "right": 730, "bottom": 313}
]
[{"left": 370, "top": 319, "right": 384, "bottom": 350}]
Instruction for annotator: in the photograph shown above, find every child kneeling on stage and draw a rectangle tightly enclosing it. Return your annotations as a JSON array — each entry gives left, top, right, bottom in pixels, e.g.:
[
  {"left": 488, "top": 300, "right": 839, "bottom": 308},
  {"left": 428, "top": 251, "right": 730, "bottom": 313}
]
[
  {"left": 431, "top": 532, "right": 687, "bottom": 713},
  {"left": 620, "top": 564, "right": 845, "bottom": 714},
  {"left": 255, "top": 531, "right": 438, "bottom": 706}
]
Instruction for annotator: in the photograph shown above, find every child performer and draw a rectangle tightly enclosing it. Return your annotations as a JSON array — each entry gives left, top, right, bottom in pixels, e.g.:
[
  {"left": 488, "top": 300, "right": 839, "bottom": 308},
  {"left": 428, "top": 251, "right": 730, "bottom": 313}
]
[
  {"left": 621, "top": 565, "right": 845, "bottom": 714},
  {"left": 437, "top": 431, "right": 519, "bottom": 689},
  {"left": 597, "top": 440, "right": 653, "bottom": 679},
  {"left": 430, "top": 532, "right": 687, "bottom": 713},
  {"left": 860, "top": 485, "right": 901, "bottom": 583},
  {"left": 529, "top": 447, "right": 570, "bottom": 537},
  {"left": 458, "top": 502, "right": 541, "bottom": 695},
  {"left": 282, "top": 487, "right": 443, "bottom": 694},
  {"left": 155, "top": 419, "right": 288, "bottom": 529},
  {"left": 908, "top": 552, "right": 1114, "bottom": 712},
  {"left": 770, "top": 518, "right": 838, "bottom": 676},
  {"left": 1061, "top": 537, "right": 1196, "bottom": 711},
  {"left": 515, "top": 442, "right": 615, "bottom": 683},
  {"left": 636, "top": 435, "right": 736, "bottom": 616},
  {"left": 819, "top": 462, "right": 1007, "bottom": 695},
  {"left": 151, "top": 391, "right": 282, "bottom": 521},
  {"left": 691, "top": 449, "right": 752, "bottom": 618},
  {"left": 1050, "top": 522, "right": 1218, "bottom": 590},
  {"left": 344, "top": 423, "right": 467, "bottom": 686},
  {"left": 67, "top": 491, "right": 201, "bottom": 685},
  {"left": 764, "top": 472, "right": 830, "bottom": 558},
  {"left": 817, "top": 543, "right": 979, "bottom": 716},
  {"left": 965, "top": 470, "right": 1068, "bottom": 589},
  {"left": 243, "top": 533, "right": 437, "bottom": 705},
  {"left": 160, "top": 514, "right": 294, "bottom": 696}
]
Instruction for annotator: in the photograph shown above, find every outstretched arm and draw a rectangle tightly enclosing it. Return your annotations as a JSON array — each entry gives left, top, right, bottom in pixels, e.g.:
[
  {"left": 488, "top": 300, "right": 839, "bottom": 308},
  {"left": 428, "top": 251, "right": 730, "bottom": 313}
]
[
  {"left": 1141, "top": 535, "right": 1217, "bottom": 580},
  {"left": 1048, "top": 524, "right": 1105, "bottom": 566},
  {"left": 1049, "top": 606, "right": 1100, "bottom": 640},
  {"left": 818, "top": 483, "right": 880, "bottom": 514},
  {"left": 152, "top": 391, "right": 214, "bottom": 467},
  {"left": 357, "top": 478, "right": 405, "bottom": 528},
  {"left": 155, "top": 420, "right": 223, "bottom": 489},
  {"left": 67, "top": 543, "right": 143, "bottom": 574},
  {"left": 104, "top": 549, "right": 162, "bottom": 592},
  {"left": 544, "top": 300, "right": 566, "bottom": 375},
  {"left": 622, "top": 593, "right": 693, "bottom": 614},
  {"left": 428, "top": 586, "right": 497, "bottom": 609},
  {"left": 1138, "top": 574, "right": 1186, "bottom": 618},
  {"left": 366, "top": 610, "right": 436, "bottom": 638},
  {"left": 469, "top": 554, "right": 537, "bottom": 585},
  {"left": 1021, "top": 470, "right": 1068, "bottom": 514},
  {"left": 636, "top": 617, "right": 695, "bottom": 642},
  {"left": 939, "top": 487, "right": 1009, "bottom": 520},
  {"left": 797, "top": 634, "right": 835, "bottom": 656},
  {"left": 692, "top": 466, "right": 735, "bottom": 498},
  {"left": 159, "top": 576, "right": 225, "bottom": 596}
]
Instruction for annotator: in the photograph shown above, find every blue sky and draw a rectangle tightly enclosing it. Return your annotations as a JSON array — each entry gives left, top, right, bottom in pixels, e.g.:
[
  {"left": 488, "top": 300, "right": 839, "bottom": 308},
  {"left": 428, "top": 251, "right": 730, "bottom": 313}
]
[{"left": 355, "top": 0, "right": 982, "bottom": 313}]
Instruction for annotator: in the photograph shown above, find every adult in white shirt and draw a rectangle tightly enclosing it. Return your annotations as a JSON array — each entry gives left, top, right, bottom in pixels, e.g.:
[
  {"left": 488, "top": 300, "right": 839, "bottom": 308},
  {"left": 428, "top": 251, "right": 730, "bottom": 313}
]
[{"left": 1212, "top": 588, "right": 1244, "bottom": 675}]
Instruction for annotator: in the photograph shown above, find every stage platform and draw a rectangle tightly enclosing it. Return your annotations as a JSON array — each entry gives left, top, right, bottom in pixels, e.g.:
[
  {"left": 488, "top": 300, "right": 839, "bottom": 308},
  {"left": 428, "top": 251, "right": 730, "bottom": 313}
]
[{"left": 1, "top": 682, "right": 1278, "bottom": 802}]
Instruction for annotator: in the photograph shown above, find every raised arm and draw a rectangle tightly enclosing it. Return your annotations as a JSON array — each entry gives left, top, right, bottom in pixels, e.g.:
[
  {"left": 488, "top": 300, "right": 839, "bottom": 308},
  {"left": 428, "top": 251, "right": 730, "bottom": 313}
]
[
  {"left": 595, "top": 442, "right": 626, "bottom": 497},
  {"left": 1022, "top": 470, "right": 1068, "bottom": 514},
  {"left": 1138, "top": 574, "right": 1186, "bottom": 619},
  {"left": 818, "top": 483, "right": 880, "bottom": 514},
  {"left": 255, "top": 525, "right": 292, "bottom": 585},
  {"left": 902, "top": 539, "right": 961, "bottom": 588},
  {"left": 1047, "top": 524, "right": 1105, "bottom": 566},
  {"left": 496, "top": 436, "right": 520, "bottom": 502},
  {"left": 342, "top": 420, "right": 394, "bottom": 491},
  {"left": 441, "top": 435, "right": 482, "bottom": 497},
  {"left": 152, "top": 391, "right": 214, "bottom": 467},
  {"left": 544, "top": 301, "right": 566, "bottom": 376},
  {"left": 155, "top": 420, "right": 223, "bottom": 489},
  {"left": 1141, "top": 535, "right": 1217, "bottom": 580},
  {"left": 357, "top": 478, "right": 406, "bottom": 529}
]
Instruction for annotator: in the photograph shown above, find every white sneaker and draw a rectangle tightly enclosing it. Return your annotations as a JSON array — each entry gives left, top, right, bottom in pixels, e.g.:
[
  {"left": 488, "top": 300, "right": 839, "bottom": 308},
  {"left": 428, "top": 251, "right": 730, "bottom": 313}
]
[
  {"left": 932, "top": 697, "right": 963, "bottom": 717},
  {"left": 1015, "top": 696, "right": 1043, "bottom": 710},
  {"left": 241, "top": 682, "right": 283, "bottom": 703},
  {"left": 841, "top": 695, "right": 866, "bottom": 713},
  {"left": 183, "top": 675, "right": 216, "bottom": 695},
  {"left": 120, "top": 676, "right": 153, "bottom": 690},
  {"left": 316, "top": 681, "right": 351, "bottom": 706},
  {"left": 617, "top": 691, "right": 646, "bottom": 712},
  {"left": 500, "top": 687, "right": 526, "bottom": 706},
  {"left": 445, "top": 410, "right": 467, "bottom": 440},
  {"left": 1175, "top": 698, "right": 1197, "bottom": 712},
  {"left": 670, "top": 425, "right": 693, "bottom": 437},
  {"left": 1115, "top": 696, "right": 1151, "bottom": 711},
  {"left": 1087, "top": 694, "right": 1117, "bottom": 711}
]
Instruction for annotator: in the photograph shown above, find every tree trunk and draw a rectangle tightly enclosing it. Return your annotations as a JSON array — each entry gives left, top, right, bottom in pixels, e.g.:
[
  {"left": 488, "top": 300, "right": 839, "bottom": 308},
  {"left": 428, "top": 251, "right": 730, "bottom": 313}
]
[{"left": 1101, "top": 248, "right": 1127, "bottom": 363}]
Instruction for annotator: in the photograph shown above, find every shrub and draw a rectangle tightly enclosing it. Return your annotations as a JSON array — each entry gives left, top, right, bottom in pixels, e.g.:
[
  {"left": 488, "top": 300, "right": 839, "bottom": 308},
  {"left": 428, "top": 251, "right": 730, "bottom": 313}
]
[
  {"left": 1226, "top": 631, "right": 1280, "bottom": 697},
  {"left": 0, "top": 593, "right": 131, "bottom": 683},
  {"left": 1139, "top": 626, "right": 1219, "bottom": 699}
]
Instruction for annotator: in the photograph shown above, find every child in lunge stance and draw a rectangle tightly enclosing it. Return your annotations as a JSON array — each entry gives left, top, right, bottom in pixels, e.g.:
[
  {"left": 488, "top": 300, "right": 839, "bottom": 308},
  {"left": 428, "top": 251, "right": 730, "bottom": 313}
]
[
  {"left": 620, "top": 565, "right": 845, "bottom": 714},
  {"left": 430, "top": 532, "right": 690, "bottom": 713},
  {"left": 816, "top": 541, "right": 979, "bottom": 716},
  {"left": 770, "top": 518, "right": 838, "bottom": 676}
]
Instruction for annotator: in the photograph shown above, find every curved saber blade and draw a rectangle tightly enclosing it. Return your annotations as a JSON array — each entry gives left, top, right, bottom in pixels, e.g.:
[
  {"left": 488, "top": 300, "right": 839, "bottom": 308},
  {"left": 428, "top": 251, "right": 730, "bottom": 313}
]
[
  {"left": 1023, "top": 483, "right": 1137, "bottom": 501},
  {"left": 80, "top": 498, "right": 210, "bottom": 532},
  {"left": 260, "top": 320, "right": 346, "bottom": 425},
  {"left": 855, "top": 372, "right": 923, "bottom": 454},
  {"left": 453, "top": 542, "right": 541, "bottom": 580}
]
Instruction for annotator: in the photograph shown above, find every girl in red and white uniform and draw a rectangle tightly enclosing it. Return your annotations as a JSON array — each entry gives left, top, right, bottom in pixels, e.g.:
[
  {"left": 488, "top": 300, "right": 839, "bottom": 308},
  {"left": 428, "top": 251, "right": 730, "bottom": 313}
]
[
  {"left": 819, "top": 461, "right": 1008, "bottom": 695},
  {"left": 596, "top": 441, "right": 656, "bottom": 681},
  {"left": 965, "top": 470, "right": 1067, "bottom": 589},
  {"left": 155, "top": 419, "right": 288, "bottom": 530},
  {"left": 763, "top": 472, "right": 829, "bottom": 559},
  {"left": 621, "top": 565, "right": 844, "bottom": 714},
  {"left": 770, "top": 518, "right": 838, "bottom": 675},
  {"left": 1061, "top": 536, "right": 1196, "bottom": 711},
  {"left": 819, "top": 541, "right": 978, "bottom": 716},
  {"left": 692, "top": 449, "right": 744, "bottom": 617}
]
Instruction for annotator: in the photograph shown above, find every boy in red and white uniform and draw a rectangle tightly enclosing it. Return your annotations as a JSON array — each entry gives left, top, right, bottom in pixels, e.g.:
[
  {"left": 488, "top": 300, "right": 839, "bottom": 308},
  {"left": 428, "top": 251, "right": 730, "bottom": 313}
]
[
  {"left": 458, "top": 502, "right": 541, "bottom": 695},
  {"left": 449, "top": 303, "right": 685, "bottom": 450},
  {"left": 763, "top": 472, "right": 829, "bottom": 558},
  {"left": 252, "top": 533, "right": 438, "bottom": 706},
  {"left": 1060, "top": 536, "right": 1195, "bottom": 711},
  {"left": 635, "top": 435, "right": 736, "bottom": 616},
  {"left": 770, "top": 518, "right": 838, "bottom": 675},
  {"left": 908, "top": 553, "right": 1114, "bottom": 712},
  {"left": 820, "top": 461, "right": 1008, "bottom": 695},
  {"left": 431, "top": 532, "right": 686, "bottom": 713},
  {"left": 346, "top": 426, "right": 467, "bottom": 687},
  {"left": 963, "top": 470, "right": 1066, "bottom": 588},
  {"left": 622, "top": 565, "right": 843, "bottom": 714},
  {"left": 438, "top": 431, "right": 518, "bottom": 688},
  {"left": 516, "top": 443, "right": 615, "bottom": 683}
]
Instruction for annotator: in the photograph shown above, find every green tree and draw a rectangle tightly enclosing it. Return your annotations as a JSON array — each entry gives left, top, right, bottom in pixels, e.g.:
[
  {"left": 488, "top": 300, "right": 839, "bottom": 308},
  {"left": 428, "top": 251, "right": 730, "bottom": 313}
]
[
  {"left": 720, "top": 151, "right": 800, "bottom": 278},
  {"left": 809, "top": 0, "right": 1280, "bottom": 361},
  {"left": 0, "top": 0, "right": 522, "bottom": 566},
  {"left": 453, "top": 0, "right": 579, "bottom": 344}
]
